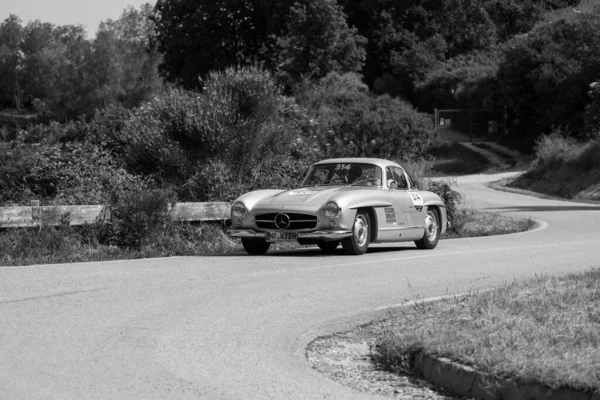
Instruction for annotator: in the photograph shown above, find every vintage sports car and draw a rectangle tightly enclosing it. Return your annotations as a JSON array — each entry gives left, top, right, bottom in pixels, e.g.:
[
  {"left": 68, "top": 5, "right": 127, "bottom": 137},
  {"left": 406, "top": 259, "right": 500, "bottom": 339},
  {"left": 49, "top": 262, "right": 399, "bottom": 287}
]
[{"left": 228, "top": 158, "right": 447, "bottom": 255}]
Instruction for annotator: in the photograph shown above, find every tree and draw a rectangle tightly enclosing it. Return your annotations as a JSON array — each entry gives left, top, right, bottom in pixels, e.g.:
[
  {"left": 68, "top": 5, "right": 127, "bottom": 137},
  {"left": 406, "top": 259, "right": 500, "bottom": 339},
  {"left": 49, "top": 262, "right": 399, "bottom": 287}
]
[
  {"left": 497, "top": 11, "right": 600, "bottom": 143},
  {"left": 0, "top": 14, "right": 25, "bottom": 108},
  {"left": 20, "top": 20, "right": 56, "bottom": 107},
  {"left": 485, "top": 0, "right": 581, "bottom": 41},
  {"left": 41, "top": 25, "right": 95, "bottom": 120},
  {"left": 278, "top": 0, "right": 367, "bottom": 80},
  {"left": 92, "top": 3, "right": 164, "bottom": 109},
  {"left": 151, "top": 0, "right": 274, "bottom": 89}
]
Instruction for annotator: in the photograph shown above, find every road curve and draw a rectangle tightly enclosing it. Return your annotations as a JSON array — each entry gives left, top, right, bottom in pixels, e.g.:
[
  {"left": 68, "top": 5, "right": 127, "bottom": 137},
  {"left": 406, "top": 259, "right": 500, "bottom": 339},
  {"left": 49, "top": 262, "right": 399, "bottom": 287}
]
[{"left": 2, "top": 172, "right": 600, "bottom": 399}]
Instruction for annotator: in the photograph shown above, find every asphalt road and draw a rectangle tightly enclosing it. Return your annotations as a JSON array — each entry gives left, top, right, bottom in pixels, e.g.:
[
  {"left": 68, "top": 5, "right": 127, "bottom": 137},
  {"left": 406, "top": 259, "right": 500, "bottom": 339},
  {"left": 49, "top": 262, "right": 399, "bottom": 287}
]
[{"left": 2, "top": 172, "right": 600, "bottom": 399}]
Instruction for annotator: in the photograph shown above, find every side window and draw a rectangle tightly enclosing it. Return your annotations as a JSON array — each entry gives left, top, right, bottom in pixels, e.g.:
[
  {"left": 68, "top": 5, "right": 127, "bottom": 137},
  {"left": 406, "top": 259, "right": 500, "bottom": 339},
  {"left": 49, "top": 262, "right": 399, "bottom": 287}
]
[
  {"left": 394, "top": 167, "right": 408, "bottom": 189},
  {"left": 386, "top": 167, "right": 408, "bottom": 190}
]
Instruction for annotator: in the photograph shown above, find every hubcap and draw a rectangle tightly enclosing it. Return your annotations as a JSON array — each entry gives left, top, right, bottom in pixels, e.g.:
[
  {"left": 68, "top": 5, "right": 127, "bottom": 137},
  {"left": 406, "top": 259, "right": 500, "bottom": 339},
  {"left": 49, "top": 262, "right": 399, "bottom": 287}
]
[
  {"left": 354, "top": 215, "right": 368, "bottom": 247},
  {"left": 425, "top": 211, "right": 438, "bottom": 242}
]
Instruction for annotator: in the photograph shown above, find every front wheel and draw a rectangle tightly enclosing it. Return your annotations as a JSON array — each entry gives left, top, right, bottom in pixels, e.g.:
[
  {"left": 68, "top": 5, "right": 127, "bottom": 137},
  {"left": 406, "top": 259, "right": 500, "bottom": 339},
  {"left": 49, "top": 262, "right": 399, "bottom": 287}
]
[
  {"left": 242, "top": 238, "right": 270, "bottom": 255},
  {"left": 415, "top": 208, "right": 440, "bottom": 249},
  {"left": 342, "top": 211, "right": 371, "bottom": 255}
]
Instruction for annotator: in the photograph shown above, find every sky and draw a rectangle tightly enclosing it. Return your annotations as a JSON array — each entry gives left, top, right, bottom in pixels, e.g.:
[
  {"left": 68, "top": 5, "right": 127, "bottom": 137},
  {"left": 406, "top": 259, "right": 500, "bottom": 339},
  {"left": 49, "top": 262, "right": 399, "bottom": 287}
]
[{"left": 0, "top": 0, "right": 154, "bottom": 37}]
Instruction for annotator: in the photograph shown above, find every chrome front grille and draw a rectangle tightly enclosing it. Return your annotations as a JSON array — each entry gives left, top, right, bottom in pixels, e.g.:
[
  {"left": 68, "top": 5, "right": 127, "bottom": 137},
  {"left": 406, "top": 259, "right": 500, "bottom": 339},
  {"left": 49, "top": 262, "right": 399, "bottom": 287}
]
[{"left": 255, "top": 213, "right": 317, "bottom": 230}]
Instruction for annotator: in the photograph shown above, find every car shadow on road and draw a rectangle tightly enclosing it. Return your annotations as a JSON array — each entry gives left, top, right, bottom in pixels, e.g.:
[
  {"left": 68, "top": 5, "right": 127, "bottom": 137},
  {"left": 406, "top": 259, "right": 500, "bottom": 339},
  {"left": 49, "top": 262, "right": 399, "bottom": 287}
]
[
  {"left": 215, "top": 246, "right": 416, "bottom": 257},
  {"left": 484, "top": 205, "right": 600, "bottom": 212}
]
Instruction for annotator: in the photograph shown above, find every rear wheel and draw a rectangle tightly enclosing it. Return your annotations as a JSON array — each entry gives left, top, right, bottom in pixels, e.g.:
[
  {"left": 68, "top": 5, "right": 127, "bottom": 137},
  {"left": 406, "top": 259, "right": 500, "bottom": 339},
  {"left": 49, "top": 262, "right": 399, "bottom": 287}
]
[
  {"left": 342, "top": 211, "right": 371, "bottom": 255},
  {"left": 317, "top": 240, "right": 339, "bottom": 253},
  {"left": 415, "top": 208, "right": 440, "bottom": 249},
  {"left": 242, "top": 238, "right": 270, "bottom": 255}
]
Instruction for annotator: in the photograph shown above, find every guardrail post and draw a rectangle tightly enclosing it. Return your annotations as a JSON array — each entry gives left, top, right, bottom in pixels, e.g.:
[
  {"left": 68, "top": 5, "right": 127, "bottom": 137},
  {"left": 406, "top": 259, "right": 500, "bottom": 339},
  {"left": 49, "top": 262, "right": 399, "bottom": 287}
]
[{"left": 31, "top": 200, "right": 41, "bottom": 223}]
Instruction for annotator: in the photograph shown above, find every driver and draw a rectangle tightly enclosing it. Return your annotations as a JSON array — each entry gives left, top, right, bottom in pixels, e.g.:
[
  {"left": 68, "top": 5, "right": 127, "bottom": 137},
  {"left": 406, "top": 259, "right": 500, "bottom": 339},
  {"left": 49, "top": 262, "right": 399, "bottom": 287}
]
[{"left": 346, "top": 165, "right": 362, "bottom": 183}]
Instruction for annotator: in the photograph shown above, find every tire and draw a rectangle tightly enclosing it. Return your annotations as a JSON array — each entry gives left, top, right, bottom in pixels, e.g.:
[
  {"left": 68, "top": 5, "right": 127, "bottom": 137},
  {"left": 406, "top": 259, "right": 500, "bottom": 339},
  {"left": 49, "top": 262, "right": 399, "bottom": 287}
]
[
  {"left": 242, "top": 238, "right": 270, "bottom": 255},
  {"left": 317, "top": 240, "right": 339, "bottom": 253},
  {"left": 342, "top": 211, "right": 371, "bottom": 255},
  {"left": 415, "top": 207, "right": 440, "bottom": 250}
]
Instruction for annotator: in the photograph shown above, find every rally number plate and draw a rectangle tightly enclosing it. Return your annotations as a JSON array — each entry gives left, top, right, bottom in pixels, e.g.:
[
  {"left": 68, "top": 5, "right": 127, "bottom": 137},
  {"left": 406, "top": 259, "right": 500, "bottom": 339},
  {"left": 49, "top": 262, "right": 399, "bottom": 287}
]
[{"left": 265, "top": 231, "right": 298, "bottom": 242}]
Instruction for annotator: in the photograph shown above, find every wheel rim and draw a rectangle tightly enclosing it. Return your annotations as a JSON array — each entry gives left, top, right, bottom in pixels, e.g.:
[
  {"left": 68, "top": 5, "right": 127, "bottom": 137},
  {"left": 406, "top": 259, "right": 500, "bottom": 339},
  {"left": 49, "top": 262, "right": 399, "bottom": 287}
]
[
  {"left": 353, "top": 215, "right": 369, "bottom": 247},
  {"left": 425, "top": 211, "right": 438, "bottom": 242}
]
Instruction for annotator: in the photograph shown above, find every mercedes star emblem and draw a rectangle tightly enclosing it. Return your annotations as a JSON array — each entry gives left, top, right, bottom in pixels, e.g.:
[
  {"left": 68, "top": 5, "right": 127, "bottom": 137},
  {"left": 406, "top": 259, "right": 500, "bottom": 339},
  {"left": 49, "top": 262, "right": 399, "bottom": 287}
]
[{"left": 274, "top": 213, "right": 291, "bottom": 229}]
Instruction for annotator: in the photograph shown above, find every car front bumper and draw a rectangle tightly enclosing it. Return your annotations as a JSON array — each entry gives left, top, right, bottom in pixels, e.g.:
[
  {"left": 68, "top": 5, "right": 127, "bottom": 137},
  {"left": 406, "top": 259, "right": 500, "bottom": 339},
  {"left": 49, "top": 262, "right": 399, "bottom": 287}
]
[{"left": 227, "top": 229, "right": 353, "bottom": 241}]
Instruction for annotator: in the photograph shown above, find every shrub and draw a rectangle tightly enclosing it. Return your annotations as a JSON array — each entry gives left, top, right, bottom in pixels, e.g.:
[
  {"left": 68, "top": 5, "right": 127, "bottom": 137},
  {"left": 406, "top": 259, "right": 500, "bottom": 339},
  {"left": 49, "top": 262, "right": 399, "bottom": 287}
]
[
  {"left": 297, "top": 72, "right": 434, "bottom": 160},
  {"left": 23, "top": 141, "right": 145, "bottom": 205},
  {"left": 426, "top": 179, "right": 462, "bottom": 231},
  {"left": 121, "top": 66, "right": 300, "bottom": 201},
  {"left": 533, "top": 128, "right": 577, "bottom": 168},
  {"left": 97, "top": 188, "right": 175, "bottom": 249}
]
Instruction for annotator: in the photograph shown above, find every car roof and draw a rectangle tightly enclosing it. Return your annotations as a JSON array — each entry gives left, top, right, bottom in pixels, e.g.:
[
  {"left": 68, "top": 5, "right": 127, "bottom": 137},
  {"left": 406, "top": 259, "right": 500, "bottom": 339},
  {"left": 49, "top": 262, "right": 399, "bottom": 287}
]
[{"left": 312, "top": 158, "right": 402, "bottom": 169}]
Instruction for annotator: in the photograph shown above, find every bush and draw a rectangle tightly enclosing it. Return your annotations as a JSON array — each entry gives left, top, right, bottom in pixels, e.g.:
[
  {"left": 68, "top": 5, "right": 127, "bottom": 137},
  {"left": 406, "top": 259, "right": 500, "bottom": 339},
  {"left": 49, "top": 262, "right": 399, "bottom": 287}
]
[
  {"left": 97, "top": 188, "right": 175, "bottom": 249},
  {"left": 426, "top": 179, "right": 462, "bottom": 231},
  {"left": 121, "top": 66, "right": 300, "bottom": 201},
  {"left": 297, "top": 72, "right": 435, "bottom": 160},
  {"left": 533, "top": 128, "right": 577, "bottom": 168},
  {"left": 23, "top": 141, "right": 145, "bottom": 205}
]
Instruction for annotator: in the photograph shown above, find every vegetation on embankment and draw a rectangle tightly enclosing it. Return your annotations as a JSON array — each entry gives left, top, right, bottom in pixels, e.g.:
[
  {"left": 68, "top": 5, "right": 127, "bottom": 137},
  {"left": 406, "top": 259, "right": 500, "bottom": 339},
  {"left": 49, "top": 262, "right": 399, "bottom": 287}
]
[
  {"left": 375, "top": 269, "right": 600, "bottom": 394},
  {"left": 509, "top": 132, "right": 600, "bottom": 202}
]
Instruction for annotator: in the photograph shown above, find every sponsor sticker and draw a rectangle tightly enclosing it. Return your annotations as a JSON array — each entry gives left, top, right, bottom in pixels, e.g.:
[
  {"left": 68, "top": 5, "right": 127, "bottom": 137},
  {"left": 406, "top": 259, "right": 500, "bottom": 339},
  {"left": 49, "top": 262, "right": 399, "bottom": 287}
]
[{"left": 409, "top": 192, "right": 424, "bottom": 212}]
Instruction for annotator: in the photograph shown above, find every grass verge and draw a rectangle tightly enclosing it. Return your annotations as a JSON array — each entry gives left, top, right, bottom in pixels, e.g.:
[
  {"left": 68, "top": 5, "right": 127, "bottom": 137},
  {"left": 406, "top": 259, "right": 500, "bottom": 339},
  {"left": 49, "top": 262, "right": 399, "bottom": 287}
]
[
  {"left": 507, "top": 134, "right": 600, "bottom": 202},
  {"left": 374, "top": 269, "right": 600, "bottom": 393},
  {"left": 0, "top": 207, "right": 535, "bottom": 266},
  {"left": 0, "top": 222, "right": 238, "bottom": 266},
  {"left": 443, "top": 208, "right": 536, "bottom": 239}
]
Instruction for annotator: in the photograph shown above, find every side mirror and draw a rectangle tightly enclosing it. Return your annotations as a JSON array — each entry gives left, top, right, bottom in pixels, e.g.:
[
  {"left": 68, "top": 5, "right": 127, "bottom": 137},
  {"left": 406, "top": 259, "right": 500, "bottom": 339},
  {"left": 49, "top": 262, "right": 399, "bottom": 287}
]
[{"left": 387, "top": 179, "right": 398, "bottom": 189}]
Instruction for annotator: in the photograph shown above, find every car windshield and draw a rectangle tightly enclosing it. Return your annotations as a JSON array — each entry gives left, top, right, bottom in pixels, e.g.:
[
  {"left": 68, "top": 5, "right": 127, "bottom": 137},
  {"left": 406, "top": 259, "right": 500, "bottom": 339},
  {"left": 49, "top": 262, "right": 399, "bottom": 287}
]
[{"left": 301, "top": 163, "right": 382, "bottom": 187}]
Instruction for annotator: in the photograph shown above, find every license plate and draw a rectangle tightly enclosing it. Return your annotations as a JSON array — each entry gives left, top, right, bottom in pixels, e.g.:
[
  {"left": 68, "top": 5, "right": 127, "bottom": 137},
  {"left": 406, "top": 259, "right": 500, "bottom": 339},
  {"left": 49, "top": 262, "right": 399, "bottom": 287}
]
[{"left": 265, "top": 231, "right": 298, "bottom": 242}]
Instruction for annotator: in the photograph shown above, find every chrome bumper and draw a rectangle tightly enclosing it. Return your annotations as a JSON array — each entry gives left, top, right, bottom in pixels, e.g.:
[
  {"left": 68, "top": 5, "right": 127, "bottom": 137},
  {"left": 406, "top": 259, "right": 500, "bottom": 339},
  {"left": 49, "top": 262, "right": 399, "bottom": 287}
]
[{"left": 227, "top": 229, "right": 353, "bottom": 240}]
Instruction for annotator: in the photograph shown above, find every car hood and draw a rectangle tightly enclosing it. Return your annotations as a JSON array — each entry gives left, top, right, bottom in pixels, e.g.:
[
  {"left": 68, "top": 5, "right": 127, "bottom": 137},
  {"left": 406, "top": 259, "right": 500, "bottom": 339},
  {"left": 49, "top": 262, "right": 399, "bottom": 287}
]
[{"left": 255, "top": 186, "right": 355, "bottom": 208}]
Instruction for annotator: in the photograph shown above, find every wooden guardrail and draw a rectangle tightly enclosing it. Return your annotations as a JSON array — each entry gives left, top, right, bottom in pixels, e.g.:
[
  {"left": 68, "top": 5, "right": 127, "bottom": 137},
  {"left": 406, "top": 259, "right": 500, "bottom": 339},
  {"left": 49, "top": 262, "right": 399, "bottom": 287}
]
[{"left": 0, "top": 201, "right": 231, "bottom": 228}]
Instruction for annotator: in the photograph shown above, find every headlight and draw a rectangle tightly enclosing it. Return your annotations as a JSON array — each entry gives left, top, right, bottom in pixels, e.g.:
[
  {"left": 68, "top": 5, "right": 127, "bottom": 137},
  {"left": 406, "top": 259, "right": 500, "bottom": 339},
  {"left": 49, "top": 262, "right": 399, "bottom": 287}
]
[
  {"left": 231, "top": 201, "right": 247, "bottom": 219},
  {"left": 324, "top": 201, "right": 340, "bottom": 219}
]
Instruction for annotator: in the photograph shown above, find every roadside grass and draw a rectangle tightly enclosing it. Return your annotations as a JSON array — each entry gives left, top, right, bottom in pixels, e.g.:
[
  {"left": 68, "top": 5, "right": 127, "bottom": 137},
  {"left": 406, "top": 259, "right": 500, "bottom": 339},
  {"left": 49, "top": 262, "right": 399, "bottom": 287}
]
[
  {"left": 428, "top": 142, "right": 491, "bottom": 176},
  {"left": 0, "top": 207, "right": 535, "bottom": 266},
  {"left": 0, "top": 222, "right": 238, "bottom": 266},
  {"left": 374, "top": 269, "right": 600, "bottom": 393},
  {"left": 509, "top": 134, "right": 600, "bottom": 201},
  {"left": 443, "top": 208, "right": 536, "bottom": 239}
]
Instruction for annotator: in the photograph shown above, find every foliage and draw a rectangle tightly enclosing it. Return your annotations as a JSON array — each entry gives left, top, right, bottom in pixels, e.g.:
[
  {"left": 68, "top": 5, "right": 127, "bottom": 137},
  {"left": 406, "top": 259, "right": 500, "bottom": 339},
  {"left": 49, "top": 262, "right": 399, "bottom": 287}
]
[
  {"left": 533, "top": 128, "right": 577, "bottom": 168},
  {"left": 297, "top": 72, "right": 434, "bottom": 160},
  {"left": 278, "top": 0, "right": 367, "bottom": 80},
  {"left": 0, "top": 141, "right": 35, "bottom": 204},
  {"left": 0, "top": 222, "right": 84, "bottom": 264},
  {"left": 97, "top": 188, "right": 175, "bottom": 249},
  {"left": 496, "top": 10, "right": 600, "bottom": 143},
  {"left": 426, "top": 179, "right": 462, "bottom": 232},
  {"left": 0, "top": 14, "right": 25, "bottom": 108},
  {"left": 585, "top": 81, "right": 600, "bottom": 139},
  {"left": 121, "top": 66, "right": 299, "bottom": 201},
  {"left": 414, "top": 50, "right": 502, "bottom": 112},
  {"left": 91, "top": 4, "right": 165, "bottom": 109},
  {"left": 0, "top": 3, "right": 163, "bottom": 122},
  {"left": 23, "top": 141, "right": 145, "bottom": 205},
  {"left": 151, "top": 0, "right": 276, "bottom": 89}
]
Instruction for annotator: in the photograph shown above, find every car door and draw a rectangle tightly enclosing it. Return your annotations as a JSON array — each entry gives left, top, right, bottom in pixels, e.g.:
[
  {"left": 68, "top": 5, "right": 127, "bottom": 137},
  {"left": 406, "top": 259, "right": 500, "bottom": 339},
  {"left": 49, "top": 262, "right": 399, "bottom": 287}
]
[{"left": 383, "top": 166, "right": 423, "bottom": 240}]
